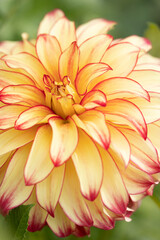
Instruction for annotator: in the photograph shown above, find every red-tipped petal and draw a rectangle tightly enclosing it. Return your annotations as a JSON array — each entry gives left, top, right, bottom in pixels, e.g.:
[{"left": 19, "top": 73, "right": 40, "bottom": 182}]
[{"left": 80, "top": 90, "right": 107, "bottom": 109}]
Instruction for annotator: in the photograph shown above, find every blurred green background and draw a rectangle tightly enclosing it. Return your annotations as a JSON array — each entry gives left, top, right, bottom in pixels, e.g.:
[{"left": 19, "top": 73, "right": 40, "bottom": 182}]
[{"left": 0, "top": 0, "right": 160, "bottom": 239}]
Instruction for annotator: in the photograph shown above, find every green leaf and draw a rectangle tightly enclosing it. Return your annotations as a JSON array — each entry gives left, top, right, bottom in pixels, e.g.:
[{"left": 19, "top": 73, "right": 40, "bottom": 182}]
[
  {"left": 4, "top": 204, "right": 34, "bottom": 240},
  {"left": 145, "top": 23, "right": 160, "bottom": 58}
]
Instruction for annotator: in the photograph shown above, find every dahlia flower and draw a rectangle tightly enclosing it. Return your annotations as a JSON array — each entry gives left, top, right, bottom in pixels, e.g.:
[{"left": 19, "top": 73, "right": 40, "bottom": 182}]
[{"left": 0, "top": 9, "right": 160, "bottom": 237}]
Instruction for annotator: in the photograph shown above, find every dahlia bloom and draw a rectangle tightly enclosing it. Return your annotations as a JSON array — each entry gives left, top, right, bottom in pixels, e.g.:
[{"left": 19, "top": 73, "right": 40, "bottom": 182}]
[{"left": 0, "top": 9, "right": 160, "bottom": 237}]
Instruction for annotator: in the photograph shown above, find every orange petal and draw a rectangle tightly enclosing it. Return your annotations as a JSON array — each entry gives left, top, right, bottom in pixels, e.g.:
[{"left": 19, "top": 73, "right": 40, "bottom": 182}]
[
  {"left": 36, "top": 34, "right": 61, "bottom": 80},
  {"left": 50, "top": 17, "right": 76, "bottom": 51},
  {"left": 86, "top": 195, "right": 114, "bottom": 230},
  {"left": 128, "top": 69, "right": 160, "bottom": 93},
  {"left": 79, "top": 34, "right": 113, "bottom": 69},
  {"left": 73, "top": 110, "right": 110, "bottom": 150},
  {"left": 0, "top": 105, "right": 28, "bottom": 129},
  {"left": 59, "top": 160, "right": 93, "bottom": 226},
  {"left": 3, "top": 53, "right": 48, "bottom": 88},
  {"left": 103, "top": 99, "right": 147, "bottom": 139},
  {"left": 24, "top": 125, "right": 53, "bottom": 185},
  {"left": 101, "top": 42, "right": 139, "bottom": 78},
  {"left": 121, "top": 128, "right": 160, "bottom": 174},
  {"left": 0, "top": 127, "right": 37, "bottom": 155},
  {"left": 36, "top": 164, "right": 65, "bottom": 217},
  {"left": 99, "top": 148, "right": 129, "bottom": 215},
  {"left": 80, "top": 90, "right": 107, "bottom": 109},
  {"left": 75, "top": 62, "right": 111, "bottom": 95},
  {"left": 72, "top": 129, "right": 103, "bottom": 201},
  {"left": 107, "top": 124, "right": 130, "bottom": 166},
  {"left": 0, "top": 144, "right": 33, "bottom": 215},
  {"left": 38, "top": 9, "right": 65, "bottom": 35},
  {"left": 93, "top": 77, "right": 150, "bottom": 101},
  {"left": 0, "top": 152, "right": 12, "bottom": 168},
  {"left": 76, "top": 18, "right": 116, "bottom": 45},
  {"left": 59, "top": 42, "right": 79, "bottom": 83},
  {"left": 129, "top": 93, "right": 160, "bottom": 124},
  {"left": 47, "top": 204, "right": 75, "bottom": 237},
  {"left": 0, "top": 69, "right": 35, "bottom": 90},
  {"left": 0, "top": 84, "right": 45, "bottom": 106},
  {"left": 15, "top": 105, "right": 53, "bottom": 130},
  {"left": 25, "top": 190, "right": 48, "bottom": 232},
  {"left": 49, "top": 116, "right": 78, "bottom": 166}
]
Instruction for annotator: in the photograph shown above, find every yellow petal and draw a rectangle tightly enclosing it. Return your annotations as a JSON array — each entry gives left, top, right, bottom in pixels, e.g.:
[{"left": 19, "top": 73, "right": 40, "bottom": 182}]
[
  {"left": 79, "top": 34, "right": 113, "bottom": 69},
  {"left": 3, "top": 53, "right": 48, "bottom": 88},
  {"left": 47, "top": 204, "right": 75, "bottom": 237},
  {"left": 103, "top": 99, "right": 147, "bottom": 139},
  {"left": 59, "top": 42, "right": 79, "bottom": 83},
  {"left": 24, "top": 124, "right": 53, "bottom": 185},
  {"left": 80, "top": 90, "right": 107, "bottom": 109},
  {"left": 107, "top": 124, "right": 130, "bottom": 166},
  {"left": 0, "top": 144, "right": 33, "bottom": 215},
  {"left": 93, "top": 77, "right": 150, "bottom": 101},
  {"left": 0, "top": 84, "right": 45, "bottom": 106},
  {"left": 36, "top": 164, "right": 65, "bottom": 217},
  {"left": 121, "top": 128, "right": 160, "bottom": 174},
  {"left": 128, "top": 69, "right": 160, "bottom": 93},
  {"left": 0, "top": 152, "right": 12, "bottom": 168},
  {"left": 0, "top": 127, "right": 37, "bottom": 155},
  {"left": 101, "top": 42, "right": 139, "bottom": 78},
  {"left": 73, "top": 110, "right": 110, "bottom": 150},
  {"left": 59, "top": 160, "right": 93, "bottom": 226},
  {"left": 76, "top": 18, "right": 116, "bottom": 45},
  {"left": 38, "top": 9, "right": 65, "bottom": 35},
  {"left": 15, "top": 105, "right": 53, "bottom": 130},
  {"left": 75, "top": 62, "right": 111, "bottom": 95},
  {"left": 36, "top": 34, "right": 61, "bottom": 80},
  {"left": 49, "top": 116, "right": 78, "bottom": 166},
  {"left": 148, "top": 123, "right": 160, "bottom": 157},
  {"left": 0, "top": 69, "right": 35, "bottom": 90},
  {"left": 99, "top": 147, "right": 129, "bottom": 215},
  {"left": 50, "top": 17, "right": 76, "bottom": 51},
  {"left": 0, "top": 105, "right": 28, "bottom": 129},
  {"left": 72, "top": 129, "right": 103, "bottom": 201}
]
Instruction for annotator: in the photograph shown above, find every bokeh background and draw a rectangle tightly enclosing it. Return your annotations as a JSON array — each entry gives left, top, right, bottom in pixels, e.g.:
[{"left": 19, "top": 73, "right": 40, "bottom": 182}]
[{"left": 0, "top": 0, "right": 160, "bottom": 239}]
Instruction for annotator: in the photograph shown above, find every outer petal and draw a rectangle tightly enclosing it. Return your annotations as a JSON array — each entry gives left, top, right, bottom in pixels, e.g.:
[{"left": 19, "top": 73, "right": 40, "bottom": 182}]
[
  {"left": 129, "top": 93, "right": 160, "bottom": 124},
  {"left": 93, "top": 77, "right": 150, "bottom": 101},
  {"left": 0, "top": 105, "right": 28, "bottom": 129},
  {"left": 59, "top": 160, "right": 93, "bottom": 226},
  {"left": 86, "top": 195, "right": 114, "bottom": 230},
  {"left": 0, "top": 127, "right": 37, "bottom": 155},
  {"left": 72, "top": 129, "right": 103, "bottom": 201},
  {"left": 50, "top": 17, "right": 76, "bottom": 51},
  {"left": 3, "top": 53, "right": 48, "bottom": 88},
  {"left": 0, "top": 152, "right": 11, "bottom": 168},
  {"left": 0, "top": 84, "right": 45, "bottom": 106},
  {"left": 15, "top": 105, "right": 53, "bottom": 130},
  {"left": 80, "top": 90, "right": 107, "bottom": 109},
  {"left": 25, "top": 190, "right": 48, "bottom": 232},
  {"left": 107, "top": 124, "right": 130, "bottom": 166},
  {"left": 101, "top": 42, "right": 139, "bottom": 78},
  {"left": 38, "top": 9, "right": 65, "bottom": 35},
  {"left": 47, "top": 204, "right": 75, "bottom": 237},
  {"left": 0, "top": 69, "right": 35, "bottom": 90},
  {"left": 99, "top": 147, "right": 129, "bottom": 215},
  {"left": 36, "top": 34, "right": 61, "bottom": 80},
  {"left": 121, "top": 128, "right": 160, "bottom": 174},
  {"left": 79, "top": 34, "right": 113, "bottom": 69},
  {"left": 24, "top": 125, "right": 53, "bottom": 185},
  {"left": 75, "top": 62, "right": 111, "bottom": 95},
  {"left": 148, "top": 123, "right": 160, "bottom": 157},
  {"left": 103, "top": 99, "right": 147, "bottom": 139},
  {"left": 49, "top": 116, "right": 78, "bottom": 166},
  {"left": 73, "top": 110, "right": 110, "bottom": 150},
  {"left": 36, "top": 164, "right": 65, "bottom": 217},
  {"left": 76, "top": 18, "right": 116, "bottom": 45},
  {"left": 128, "top": 70, "right": 160, "bottom": 93},
  {"left": 59, "top": 42, "right": 79, "bottom": 83},
  {"left": 73, "top": 225, "right": 90, "bottom": 237},
  {"left": 0, "top": 144, "right": 33, "bottom": 215}
]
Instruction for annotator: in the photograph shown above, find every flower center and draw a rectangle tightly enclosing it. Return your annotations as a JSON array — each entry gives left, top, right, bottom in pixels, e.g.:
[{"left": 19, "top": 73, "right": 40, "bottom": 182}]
[{"left": 43, "top": 75, "right": 81, "bottom": 118}]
